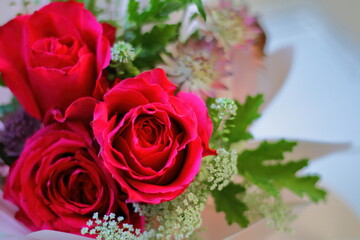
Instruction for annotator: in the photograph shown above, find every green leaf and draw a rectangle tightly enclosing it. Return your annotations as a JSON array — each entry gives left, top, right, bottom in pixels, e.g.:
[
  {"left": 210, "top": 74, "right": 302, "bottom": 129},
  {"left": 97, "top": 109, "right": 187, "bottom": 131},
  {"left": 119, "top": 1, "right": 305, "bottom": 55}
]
[
  {"left": 83, "top": 0, "right": 97, "bottom": 13},
  {"left": 237, "top": 140, "right": 327, "bottom": 203},
  {"left": 142, "top": 0, "right": 183, "bottom": 24},
  {"left": 192, "top": 0, "right": 206, "bottom": 21},
  {"left": 128, "top": 0, "right": 185, "bottom": 26},
  {"left": 123, "top": 0, "right": 197, "bottom": 70},
  {"left": 212, "top": 183, "right": 249, "bottom": 227},
  {"left": 127, "top": 0, "right": 140, "bottom": 24},
  {"left": 0, "top": 97, "right": 19, "bottom": 117},
  {"left": 0, "top": 75, "right": 4, "bottom": 86},
  {"left": 225, "top": 94, "right": 263, "bottom": 143},
  {"left": 206, "top": 95, "right": 263, "bottom": 147},
  {"left": 133, "top": 24, "right": 180, "bottom": 69}
]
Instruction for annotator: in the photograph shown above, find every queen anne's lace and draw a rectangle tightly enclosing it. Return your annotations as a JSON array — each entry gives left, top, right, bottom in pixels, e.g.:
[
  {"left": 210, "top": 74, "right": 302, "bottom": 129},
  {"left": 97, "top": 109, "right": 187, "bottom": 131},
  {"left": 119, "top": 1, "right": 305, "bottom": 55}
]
[
  {"left": 81, "top": 213, "right": 155, "bottom": 240},
  {"left": 206, "top": 148, "right": 237, "bottom": 191},
  {"left": 111, "top": 41, "right": 136, "bottom": 63},
  {"left": 243, "top": 187, "right": 296, "bottom": 232},
  {"left": 134, "top": 181, "right": 208, "bottom": 240}
]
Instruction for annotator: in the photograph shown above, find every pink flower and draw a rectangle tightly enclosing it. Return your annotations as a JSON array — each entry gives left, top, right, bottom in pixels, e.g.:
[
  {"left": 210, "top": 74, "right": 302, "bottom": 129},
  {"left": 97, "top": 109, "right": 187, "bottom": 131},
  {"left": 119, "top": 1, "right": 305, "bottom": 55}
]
[
  {"left": 160, "top": 39, "right": 229, "bottom": 98},
  {"left": 93, "top": 68, "right": 216, "bottom": 204},
  {"left": 202, "top": 0, "right": 262, "bottom": 51}
]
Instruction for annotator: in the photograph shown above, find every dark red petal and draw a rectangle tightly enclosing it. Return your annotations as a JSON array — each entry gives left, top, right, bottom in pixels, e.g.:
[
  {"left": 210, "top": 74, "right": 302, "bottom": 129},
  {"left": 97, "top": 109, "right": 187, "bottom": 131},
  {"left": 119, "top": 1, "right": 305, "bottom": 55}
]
[
  {"left": 104, "top": 86, "right": 150, "bottom": 115},
  {"left": 102, "top": 22, "right": 116, "bottom": 46}
]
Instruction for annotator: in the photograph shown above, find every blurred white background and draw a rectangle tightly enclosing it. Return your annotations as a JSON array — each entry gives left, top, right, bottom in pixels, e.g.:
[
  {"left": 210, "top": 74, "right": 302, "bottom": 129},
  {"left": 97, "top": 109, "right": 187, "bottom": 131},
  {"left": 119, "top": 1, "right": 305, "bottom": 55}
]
[{"left": 247, "top": 0, "right": 360, "bottom": 218}]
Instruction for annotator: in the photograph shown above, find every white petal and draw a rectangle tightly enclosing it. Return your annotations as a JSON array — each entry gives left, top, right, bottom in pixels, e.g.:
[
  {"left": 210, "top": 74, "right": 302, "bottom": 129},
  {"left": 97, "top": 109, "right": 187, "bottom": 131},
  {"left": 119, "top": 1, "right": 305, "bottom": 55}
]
[
  {"left": 257, "top": 46, "right": 294, "bottom": 112},
  {"left": 0, "top": 190, "right": 31, "bottom": 236}
]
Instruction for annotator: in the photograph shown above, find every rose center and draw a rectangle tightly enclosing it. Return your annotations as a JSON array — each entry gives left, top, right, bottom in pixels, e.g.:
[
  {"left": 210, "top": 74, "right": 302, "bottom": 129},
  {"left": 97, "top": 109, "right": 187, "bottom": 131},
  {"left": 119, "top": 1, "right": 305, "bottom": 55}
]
[
  {"left": 140, "top": 123, "right": 156, "bottom": 144},
  {"left": 36, "top": 36, "right": 75, "bottom": 54},
  {"left": 30, "top": 36, "right": 80, "bottom": 69},
  {"left": 68, "top": 169, "right": 97, "bottom": 205},
  {"left": 136, "top": 117, "right": 163, "bottom": 146}
]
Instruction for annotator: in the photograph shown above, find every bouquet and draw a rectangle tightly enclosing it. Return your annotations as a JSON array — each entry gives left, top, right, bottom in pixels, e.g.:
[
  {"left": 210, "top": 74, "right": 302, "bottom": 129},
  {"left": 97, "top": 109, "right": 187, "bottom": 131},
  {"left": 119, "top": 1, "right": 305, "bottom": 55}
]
[{"left": 0, "top": 0, "right": 326, "bottom": 239}]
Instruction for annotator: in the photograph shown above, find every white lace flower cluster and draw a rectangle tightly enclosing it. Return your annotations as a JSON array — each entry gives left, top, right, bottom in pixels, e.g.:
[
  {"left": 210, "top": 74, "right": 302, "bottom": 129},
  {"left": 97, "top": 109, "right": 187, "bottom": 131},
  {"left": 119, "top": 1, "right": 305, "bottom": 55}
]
[
  {"left": 81, "top": 212, "right": 154, "bottom": 240},
  {"left": 134, "top": 181, "right": 208, "bottom": 240},
  {"left": 210, "top": 97, "right": 238, "bottom": 135},
  {"left": 111, "top": 41, "right": 136, "bottom": 63},
  {"left": 206, "top": 148, "right": 237, "bottom": 191},
  {"left": 210, "top": 97, "right": 237, "bottom": 120},
  {"left": 244, "top": 187, "right": 296, "bottom": 232}
]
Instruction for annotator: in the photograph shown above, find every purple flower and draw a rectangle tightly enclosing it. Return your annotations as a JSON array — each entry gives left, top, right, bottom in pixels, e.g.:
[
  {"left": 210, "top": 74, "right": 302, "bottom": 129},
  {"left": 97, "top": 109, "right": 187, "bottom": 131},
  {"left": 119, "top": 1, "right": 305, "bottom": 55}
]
[{"left": 0, "top": 109, "right": 41, "bottom": 164}]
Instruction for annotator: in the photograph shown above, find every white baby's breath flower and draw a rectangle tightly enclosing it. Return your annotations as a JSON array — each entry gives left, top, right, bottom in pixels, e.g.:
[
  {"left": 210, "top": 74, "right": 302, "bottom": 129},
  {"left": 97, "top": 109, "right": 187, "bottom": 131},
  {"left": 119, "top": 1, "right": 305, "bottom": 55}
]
[
  {"left": 111, "top": 41, "right": 136, "bottom": 63},
  {"left": 81, "top": 227, "right": 89, "bottom": 235},
  {"left": 81, "top": 212, "right": 153, "bottom": 240},
  {"left": 86, "top": 220, "right": 93, "bottom": 227}
]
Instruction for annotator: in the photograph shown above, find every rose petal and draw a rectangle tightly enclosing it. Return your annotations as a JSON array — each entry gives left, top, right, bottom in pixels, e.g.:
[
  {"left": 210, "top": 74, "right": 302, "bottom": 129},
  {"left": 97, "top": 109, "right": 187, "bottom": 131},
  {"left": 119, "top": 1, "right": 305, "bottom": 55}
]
[{"left": 0, "top": 15, "right": 41, "bottom": 119}]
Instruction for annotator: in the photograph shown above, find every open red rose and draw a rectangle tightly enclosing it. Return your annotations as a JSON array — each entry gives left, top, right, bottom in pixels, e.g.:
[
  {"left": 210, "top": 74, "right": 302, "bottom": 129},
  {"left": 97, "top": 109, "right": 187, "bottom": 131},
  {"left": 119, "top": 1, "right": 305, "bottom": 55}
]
[
  {"left": 93, "top": 68, "right": 215, "bottom": 204},
  {"left": 0, "top": 1, "right": 114, "bottom": 120},
  {"left": 3, "top": 122, "right": 143, "bottom": 234}
]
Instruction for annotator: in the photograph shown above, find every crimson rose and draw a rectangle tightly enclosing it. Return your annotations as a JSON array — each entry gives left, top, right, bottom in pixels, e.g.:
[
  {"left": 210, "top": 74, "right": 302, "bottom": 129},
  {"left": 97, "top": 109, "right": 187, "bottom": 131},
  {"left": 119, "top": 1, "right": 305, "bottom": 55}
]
[
  {"left": 3, "top": 122, "right": 142, "bottom": 234},
  {"left": 93, "top": 69, "right": 215, "bottom": 204},
  {"left": 0, "top": 1, "right": 113, "bottom": 119}
]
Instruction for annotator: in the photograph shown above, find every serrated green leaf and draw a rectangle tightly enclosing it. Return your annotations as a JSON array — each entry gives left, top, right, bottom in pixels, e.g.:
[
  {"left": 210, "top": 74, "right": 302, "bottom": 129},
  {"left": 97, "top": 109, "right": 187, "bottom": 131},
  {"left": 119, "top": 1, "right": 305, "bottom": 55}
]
[
  {"left": 128, "top": 0, "right": 185, "bottom": 26},
  {"left": 240, "top": 140, "right": 296, "bottom": 165},
  {"left": 141, "top": 0, "right": 183, "bottom": 24},
  {"left": 140, "top": 23, "right": 179, "bottom": 52},
  {"left": 238, "top": 140, "right": 327, "bottom": 203},
  {"left": 133, "top": 24, "right": 180, "bottom": 69},
  {"left": 212, "top": 183, "right": 249, "bottom": 228},
  {"left": 226, "top": 94, "right": 263, "bottom": 143},
  {"left": 206, "top": 95, "right": 263, "bottom": 147},
  {"left": 124, "top": 0, "right": 191, "bottom": 70}
]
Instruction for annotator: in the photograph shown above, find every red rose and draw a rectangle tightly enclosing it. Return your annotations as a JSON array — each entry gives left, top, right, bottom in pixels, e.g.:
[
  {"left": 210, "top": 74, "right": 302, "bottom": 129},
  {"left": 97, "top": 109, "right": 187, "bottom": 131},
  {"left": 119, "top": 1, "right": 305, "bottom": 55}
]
[
  {"left": 3, "top": 121, "right": 142, "bottom": 234},
  {"left": 0, "top": 1, "right": 113, "bottom": 119},
  {"left": 93, "top": 69, "right": 215, "bottom": 204}
]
